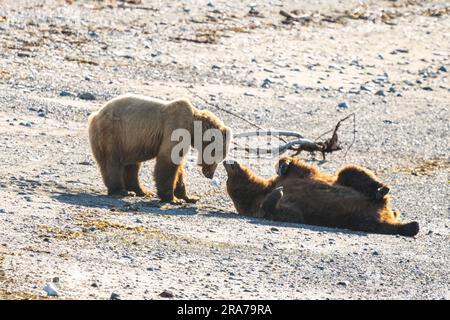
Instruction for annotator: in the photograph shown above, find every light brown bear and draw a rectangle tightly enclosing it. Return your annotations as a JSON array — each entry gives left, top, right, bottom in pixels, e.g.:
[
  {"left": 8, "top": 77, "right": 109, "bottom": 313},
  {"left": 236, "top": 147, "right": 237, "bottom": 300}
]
[
  {"left": 223, "top": 159, "right": 419, "bottom": 237},
  {"left": 277, "top": 157, "right": 390, "bottom": 201},
  {"left": 88, "top": 94, "right": 231, "bottom": 203}
]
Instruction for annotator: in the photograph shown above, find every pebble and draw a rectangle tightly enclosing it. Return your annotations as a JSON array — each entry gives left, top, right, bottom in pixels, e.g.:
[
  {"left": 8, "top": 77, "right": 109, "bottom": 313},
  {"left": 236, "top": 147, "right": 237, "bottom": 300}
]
[
  {"left": 110, "top": 292, "right": 121, "bottom": 300},
  {"left": 337, "top": 101, "right": 349, "bottom": 110},
  {"left": 159, "top": 290, "right": 174, "bottom": 298},
  {"left": 438, "top": 66, "right": 447, "bottom": 73},
  {"left": 210, "top": 177, "right": 220, "bottom": 188},
  {"left": 375, "top": 90, "right": 386, "bottom": 97},
  {"left": 261, "top": 78, "right": 273, "bottom": 88},
  {"left": 360, "top": 84, "right": 372, "bottom": 92},
  {"left": 52, "top": 277, "right": 60, "bottom": 283},
  {"left": 77, "top": 92, "right": 96, "bottom": 101},
  {"left": 43, "top": 283, "right": 59, "bottom": 296},
  {"left": 422, "top": 86, "right": 433, "bottom": 91},
  {"left": 19, "top": 121, "right": 33, "bottom": 127},
  {"left": 59, "top": 91, "right": 72, "bottom": 97},
  {"left": 337, "top": 281, "right": 348, "bottom": 287}
]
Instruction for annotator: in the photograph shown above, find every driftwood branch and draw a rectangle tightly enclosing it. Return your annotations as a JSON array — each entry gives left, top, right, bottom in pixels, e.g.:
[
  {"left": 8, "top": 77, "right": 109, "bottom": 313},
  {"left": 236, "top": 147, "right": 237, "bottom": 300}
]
[
  {"left": 186, "top": 88, "right": 355, "bottom": 160},
  {"left": 234, "top": 113, "right": 356, "bottom": 160},
  {"left": 234, "top": 130, "right": 304, "bottom": 139}
]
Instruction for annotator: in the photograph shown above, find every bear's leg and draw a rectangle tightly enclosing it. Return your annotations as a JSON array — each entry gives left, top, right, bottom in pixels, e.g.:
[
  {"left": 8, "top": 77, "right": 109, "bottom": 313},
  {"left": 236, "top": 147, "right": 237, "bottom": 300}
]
[
  {"left": 174, "top": 166, "right": 199, "bottom": 203},
  {"left": 261, "top": 187, "right": 284, "bottom": 214},
  {"left": 100, "top": 160, "right": 127, "bottom": 196},
  {"left": 154, "top": 154, "right": 183, "bottom": 204},
  {"left": 362, "top": 220, "right": 419, "bottom": 237},
  {"left": 336, "top": 166, "right": 389, "bottom": 201},
  {"left": 123, "top": 162, "right": 154, "bottom": 197}
]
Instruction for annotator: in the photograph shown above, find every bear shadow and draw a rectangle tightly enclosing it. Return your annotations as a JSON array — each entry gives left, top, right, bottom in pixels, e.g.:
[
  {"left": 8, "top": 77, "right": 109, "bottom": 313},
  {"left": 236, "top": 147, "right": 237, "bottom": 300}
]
[
  {"left": 52, "top": 191, "right": 369, "bottom": 236},
  {"left": 51, "top": 192, "right": 199, "bottom": 216},
  {"left": 202, "top": 210, "right": 370, "bottom": 237}
]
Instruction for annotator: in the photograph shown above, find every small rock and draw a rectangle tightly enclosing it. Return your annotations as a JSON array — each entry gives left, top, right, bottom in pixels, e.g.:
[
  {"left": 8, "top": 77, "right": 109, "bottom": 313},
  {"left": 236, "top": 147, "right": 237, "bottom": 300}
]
[
  {"left": 19, "top": 121, "right": 32, "bottom": 127},
  {"left": 77, "top": 92, "right": 96, "bottom": 101},
  {"left": 438, "top": 66, "right": 447, "bottom": 73},
  {"left": 372, "top": 251, "right": 380, "bottom": 256},
  {"left": 337, "top": 281, "right": 348, "bottom": 287},
  {"left": 270, "top": 227, "right": 279, "bottom": 232},
  {"left": 43, "top": 283, "right": 59, "bottom": 296},
  {"left": 210, "top": 177, "right": 220, "bottom": 188},
  {"left": 261, "top": 78, "right": 273, "bottom": 88},
  {"left": 390, "top": 48, "right": 409, "bottom": 54},
  {"left": 159, "top": 290, "right": 174, "bottom": 298},
  {"left": 52, "top": 277, "right": 60, "bottom": 283},
  {"left": 91, "top": 282, "right": 98, "bottom": 288},
  {"left": 403, "top": 80, "right": 414, "bottom": 86},
  {"left": 88, "top": 226, "right": 97, "bottom": 232},
  {"left": 110, "top": 292, "right": 121, "bottom": 300},
  {"left": 337, "top": 101, "right": 349, "bottom": 110},
  {"left": 211, "top": 64, "right": 221, "bottom": 70},
  {"left": 59, "top": 91, "right": 72, "bottom": 97},
  {"left": 375, "top": 90, "right": 386, "bottom": 97},
  {"left": 422, "top": 86, "right": 433, "bottom": 91},
  {"left": 0, "top": 209, "right": 6, "bottom": 213}
]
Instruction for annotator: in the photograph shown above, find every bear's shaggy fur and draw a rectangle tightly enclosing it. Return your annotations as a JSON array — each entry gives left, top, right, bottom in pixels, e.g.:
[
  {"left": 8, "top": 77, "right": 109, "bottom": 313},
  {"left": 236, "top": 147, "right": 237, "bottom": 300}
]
[
  {"left": 223, "top": 160, "right": 419, "bottom": 237},
  {"left": 88, "top": 94, "right": 231, "bottom": 203},
  {"left": 277, "top": 157, "right": 390, "bottom": 201}
]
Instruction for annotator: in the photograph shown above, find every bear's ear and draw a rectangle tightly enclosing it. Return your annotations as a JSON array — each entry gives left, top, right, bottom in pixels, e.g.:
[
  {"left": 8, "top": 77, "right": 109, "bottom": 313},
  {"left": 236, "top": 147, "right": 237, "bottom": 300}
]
[{"left": 277, "top": 159, "right": 291, "bottom": 176}]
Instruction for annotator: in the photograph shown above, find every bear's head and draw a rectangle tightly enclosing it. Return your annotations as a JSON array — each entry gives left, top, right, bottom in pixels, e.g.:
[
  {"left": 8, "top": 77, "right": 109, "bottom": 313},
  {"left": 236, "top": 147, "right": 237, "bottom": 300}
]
[
  {"left": 194, "top": 110, "right": 232, "bottom": 179},
  {"left": 223, "top": 159, "right": 270, "bottom": 215},
  {"left": 276, "top": 156, "right": 318, "bottom": 179}
]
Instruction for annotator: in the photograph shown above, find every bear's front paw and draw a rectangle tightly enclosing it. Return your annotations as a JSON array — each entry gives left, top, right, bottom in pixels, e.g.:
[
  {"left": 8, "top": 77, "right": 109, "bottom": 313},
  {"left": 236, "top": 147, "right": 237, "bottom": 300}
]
[
  {"left": 169, "top": 197, "right": 185, "bottom": 205},
  {"left": 182, "top": 195, "right": 200, "bottom": 204},
  {"left": 134, "top": 190, "right": 155, "bottom": 198},
  {"left": 159, "top": 195, "right": 184, "bottom": 205}
]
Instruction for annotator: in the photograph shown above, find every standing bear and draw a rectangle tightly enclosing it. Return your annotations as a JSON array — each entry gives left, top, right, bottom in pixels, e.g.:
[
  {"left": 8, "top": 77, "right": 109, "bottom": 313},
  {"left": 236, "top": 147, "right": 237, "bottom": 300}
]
[
  {"left": 88, "top": 94, "right": 231, "bottom": 203},
  {"left": 223, "top": 159, "right": 419, "bottom": 237}
]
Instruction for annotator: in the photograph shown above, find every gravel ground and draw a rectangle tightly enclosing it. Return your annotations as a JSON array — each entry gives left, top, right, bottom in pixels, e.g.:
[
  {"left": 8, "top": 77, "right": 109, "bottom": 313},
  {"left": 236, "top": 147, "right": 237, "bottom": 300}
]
[{"left": 0, "top": 0, "right": 449, "bottom": 299}]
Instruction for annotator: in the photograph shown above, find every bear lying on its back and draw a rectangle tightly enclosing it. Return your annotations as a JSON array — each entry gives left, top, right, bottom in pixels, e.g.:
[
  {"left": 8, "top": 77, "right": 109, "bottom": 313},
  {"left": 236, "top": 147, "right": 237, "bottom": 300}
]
[
  {"left": 88, "top": 94, "right": 231, "bottom": 203},
  {"left": 277, "top": 157, "right": 390, "bottom": 202},
  {"left": 223, "top": 159, "right": 419, "bottom": 237}
]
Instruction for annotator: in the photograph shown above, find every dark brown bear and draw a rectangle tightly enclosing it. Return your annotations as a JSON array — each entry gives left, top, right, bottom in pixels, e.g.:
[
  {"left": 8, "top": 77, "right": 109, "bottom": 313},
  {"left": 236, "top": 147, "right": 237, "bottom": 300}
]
[
  {"left": 277, "top": 157, "right": 390, "bottom": 201},
  {"left": 223, "top": 160, "right": 419, "bottom": 237}
]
